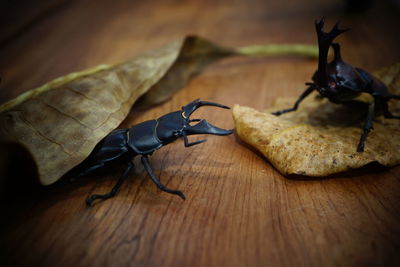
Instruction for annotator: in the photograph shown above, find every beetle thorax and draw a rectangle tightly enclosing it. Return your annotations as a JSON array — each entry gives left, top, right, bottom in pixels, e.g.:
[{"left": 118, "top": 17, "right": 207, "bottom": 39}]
[{"left": 155, "top": 111, "right": 186, "bottom": 144}]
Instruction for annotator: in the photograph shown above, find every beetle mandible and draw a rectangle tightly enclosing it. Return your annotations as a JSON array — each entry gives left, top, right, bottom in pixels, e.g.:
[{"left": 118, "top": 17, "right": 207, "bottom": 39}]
[
  {"left": 71, "top": 99, "right": 233, "bottom": 205},
  {"left": 272, "top": 18, "right": 400, "bottom": 152}
]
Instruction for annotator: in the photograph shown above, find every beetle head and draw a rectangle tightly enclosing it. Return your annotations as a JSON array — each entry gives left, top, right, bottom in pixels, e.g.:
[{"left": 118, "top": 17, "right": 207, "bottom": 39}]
[
  {"left": 313, "top": 40, "right": 365, "bottom": 101},
  {"left": 156, "top": 99, "right": 233, "bottom": 145},
  {"left": 310, "top": 76, "right": 361, "bottom": 101}
]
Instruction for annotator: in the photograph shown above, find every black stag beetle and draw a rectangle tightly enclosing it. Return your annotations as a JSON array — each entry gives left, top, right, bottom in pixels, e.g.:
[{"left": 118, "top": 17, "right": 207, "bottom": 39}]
[
  {"left": 272, "top": 17, "right": 400, "bottom": 152},
  {"left": 71, "top": 99, "right": 233, "bottom": 205}
]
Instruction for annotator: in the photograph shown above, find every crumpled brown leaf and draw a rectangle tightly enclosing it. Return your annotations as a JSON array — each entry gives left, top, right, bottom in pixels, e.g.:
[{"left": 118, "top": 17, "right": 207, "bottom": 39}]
[
  {"left": 0, "top": 36, "right": 236, "bottom": 186},
  {"left": 0, "top": 36, "right": 318, "bottom": 185},
  {"left": 233, "top": 63, "right": 400, "bottom": 176}
]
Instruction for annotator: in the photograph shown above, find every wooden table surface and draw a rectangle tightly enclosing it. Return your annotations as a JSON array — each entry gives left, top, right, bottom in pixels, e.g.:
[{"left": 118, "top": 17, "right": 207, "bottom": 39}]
[{"left": 1, "top": 0, "right": 400, "bottom": 266}]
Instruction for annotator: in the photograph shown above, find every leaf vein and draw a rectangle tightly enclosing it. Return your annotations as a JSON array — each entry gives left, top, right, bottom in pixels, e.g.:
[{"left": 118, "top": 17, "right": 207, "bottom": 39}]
[{"left": 19, "top": 113, "right": 73, "bottom": 156}]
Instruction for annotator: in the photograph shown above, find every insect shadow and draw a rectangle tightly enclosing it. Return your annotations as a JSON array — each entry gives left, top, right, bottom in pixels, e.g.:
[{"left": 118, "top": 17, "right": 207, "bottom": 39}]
[{"left": 299, "top": 98, "right": 369, "bottom": 128}]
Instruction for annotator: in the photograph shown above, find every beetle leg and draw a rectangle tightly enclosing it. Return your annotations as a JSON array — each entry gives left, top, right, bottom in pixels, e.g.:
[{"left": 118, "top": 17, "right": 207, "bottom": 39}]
[
  {"left": 141, "top": 156, "right": 186, "bottom": 200},
  {"left": 183, "top": 132, "right": 207, "bottom": 147},
  {"left": 357, "top": 100, "right": 375, "bottom": 152},
  {"left": 86, "top": 161, "right": 133, "bottom": 206},
  {"left": 383, "top": 96, "right": 400, "bottom": 119},
  {"left": 272, "top": 85, "right": 315, "bottom": 116},
  {"left": 69, "top": 162, "right": 105, "bottom": 183}
]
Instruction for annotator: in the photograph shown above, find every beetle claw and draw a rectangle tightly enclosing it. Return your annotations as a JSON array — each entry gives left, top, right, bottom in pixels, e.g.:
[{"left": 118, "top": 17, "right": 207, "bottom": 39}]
[
  {"left": 160, "top": 186, "right": 186, "bottom": 200},
  {"left": 176, "top": 191, "right": 186, "bottom": 200},
  {"left": 86, "top": 195, "right": 96, "bottom": 206},
  {"left": 182, "top": 99, "right": 230, "bottom": 118}
]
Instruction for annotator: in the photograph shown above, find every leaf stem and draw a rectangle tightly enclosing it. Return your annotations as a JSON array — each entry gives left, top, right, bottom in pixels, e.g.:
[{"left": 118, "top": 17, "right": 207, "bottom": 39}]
[{"left": 236, "top": 44, "right": 318, "bottom": 59}]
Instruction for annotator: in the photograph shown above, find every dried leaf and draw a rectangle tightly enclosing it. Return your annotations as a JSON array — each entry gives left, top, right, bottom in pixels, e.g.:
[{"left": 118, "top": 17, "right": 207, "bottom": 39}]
[
  {"left": 0, "top": 36, "right": 318, "bottom": 185},
  {"left": 143, "top": 40, "right": 319, "bottom": 104},
  {"left": 233, "top": 63, "right": 400, "bottom": 176}
]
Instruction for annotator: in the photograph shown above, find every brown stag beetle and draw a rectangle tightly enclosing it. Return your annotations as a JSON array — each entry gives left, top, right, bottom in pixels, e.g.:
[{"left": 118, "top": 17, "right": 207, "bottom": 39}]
[
  {"left": 70, "top": 99, "right": 233, "bottom": 205},
  {"left": 272, "top": 17, "right": 400, "bottom": 152}
]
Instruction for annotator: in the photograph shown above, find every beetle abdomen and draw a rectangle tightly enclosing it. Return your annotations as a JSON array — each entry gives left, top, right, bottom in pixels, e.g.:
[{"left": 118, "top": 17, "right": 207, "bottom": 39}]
[
  {"left": 128, "top": 120, "right": 162, "bottom": 154},
  {"left": 86, "top": 129, "right": 131, "bottom": 162}
]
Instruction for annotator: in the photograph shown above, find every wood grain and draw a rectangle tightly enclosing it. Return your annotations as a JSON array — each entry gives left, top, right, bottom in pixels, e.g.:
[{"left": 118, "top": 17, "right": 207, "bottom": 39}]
[
  {"left": 0, "top": 0, "right": 70, "bottom": 46},
  {"left": 1, "top": 0, "right": 400, "bottom": 266}
]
